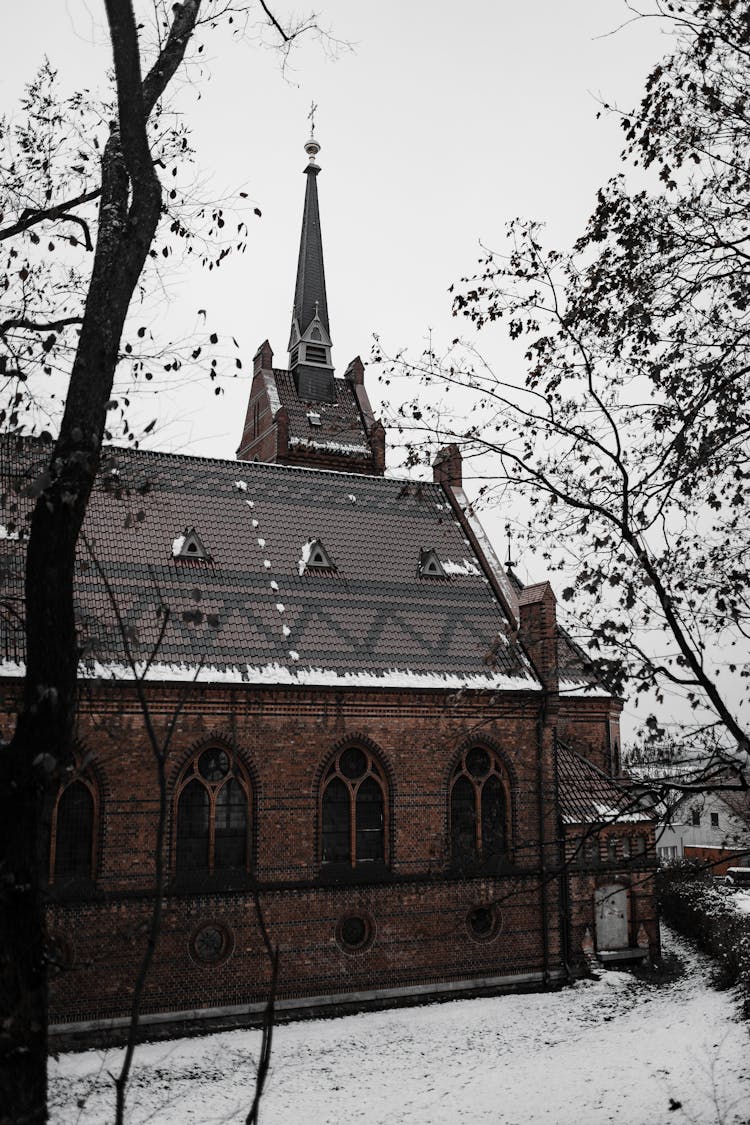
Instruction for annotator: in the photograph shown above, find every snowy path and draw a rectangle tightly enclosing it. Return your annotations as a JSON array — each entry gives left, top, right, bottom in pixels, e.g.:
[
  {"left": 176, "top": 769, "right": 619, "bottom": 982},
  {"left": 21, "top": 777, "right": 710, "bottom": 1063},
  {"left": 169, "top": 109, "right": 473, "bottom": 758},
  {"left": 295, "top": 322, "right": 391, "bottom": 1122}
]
[{"left": 49, "top": 927, "right": 750, "bottom": 1125}]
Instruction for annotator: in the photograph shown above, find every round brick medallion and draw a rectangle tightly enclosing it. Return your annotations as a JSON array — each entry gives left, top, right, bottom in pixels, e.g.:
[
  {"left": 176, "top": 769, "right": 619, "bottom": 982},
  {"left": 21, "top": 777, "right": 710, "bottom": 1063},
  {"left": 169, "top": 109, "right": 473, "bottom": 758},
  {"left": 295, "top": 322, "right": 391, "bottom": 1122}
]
[
  {"left": 336, "top": 912, "right": 374, "bottom": 953},
  {"left": 189, "top": 921, "right": 234, "bottom": 966},
  {"left": 466, "top": 904, "right": 501, "bottom": 942}
]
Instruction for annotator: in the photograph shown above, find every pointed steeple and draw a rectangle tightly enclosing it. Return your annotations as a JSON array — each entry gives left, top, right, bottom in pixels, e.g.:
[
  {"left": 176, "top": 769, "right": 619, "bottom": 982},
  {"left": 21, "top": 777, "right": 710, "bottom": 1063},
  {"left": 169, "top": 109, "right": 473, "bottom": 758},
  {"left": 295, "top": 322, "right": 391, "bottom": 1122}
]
[{"left": 288, "top": 129, "right": 336, "bottom": 404}]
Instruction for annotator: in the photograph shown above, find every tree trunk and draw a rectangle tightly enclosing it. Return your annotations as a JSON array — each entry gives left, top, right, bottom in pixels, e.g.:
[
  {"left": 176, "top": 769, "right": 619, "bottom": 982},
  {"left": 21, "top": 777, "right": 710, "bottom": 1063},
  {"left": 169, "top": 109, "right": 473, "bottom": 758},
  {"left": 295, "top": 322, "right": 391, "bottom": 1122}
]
[{"left": 0, "top": 4, "right": 200, "bottom": 1118}]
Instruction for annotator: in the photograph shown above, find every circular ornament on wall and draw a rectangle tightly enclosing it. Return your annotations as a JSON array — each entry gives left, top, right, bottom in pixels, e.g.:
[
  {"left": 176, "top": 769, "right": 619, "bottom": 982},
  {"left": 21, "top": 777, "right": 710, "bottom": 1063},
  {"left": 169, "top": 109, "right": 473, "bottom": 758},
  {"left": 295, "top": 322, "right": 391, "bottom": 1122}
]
[
  {"left": 466, "top": 904, "right": 501, "bottom": 943},
  {"left": 189, "top": 921, "right": 234, "bottom": 966},
  {"left": 336, "top": 912, "right": 374, "bottom": 954}
]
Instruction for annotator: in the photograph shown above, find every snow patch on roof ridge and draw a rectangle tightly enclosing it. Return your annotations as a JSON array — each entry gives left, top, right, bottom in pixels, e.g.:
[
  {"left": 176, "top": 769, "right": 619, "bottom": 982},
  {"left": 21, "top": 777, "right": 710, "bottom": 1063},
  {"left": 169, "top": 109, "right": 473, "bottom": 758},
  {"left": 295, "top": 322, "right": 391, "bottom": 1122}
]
[
  {"left": 262, "top": 370, "right": 282, "bottom": 416},
  {"left": 0, "top": 658, "right": 540, "bottom": 692},
  {"left": 289, "top": 437, "right": 370, "bottom": 455}
]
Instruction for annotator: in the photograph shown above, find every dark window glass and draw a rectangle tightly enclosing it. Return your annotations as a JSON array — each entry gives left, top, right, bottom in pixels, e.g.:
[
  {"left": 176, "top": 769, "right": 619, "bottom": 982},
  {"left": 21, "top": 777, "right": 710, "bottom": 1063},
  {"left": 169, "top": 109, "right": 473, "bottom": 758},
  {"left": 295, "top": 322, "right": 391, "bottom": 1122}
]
[
  {"left": 199, "top": 749, "right": 229, "bottom": 782},
  {"left": 691, "top": 809, "right": 701, "bottom": 826},
  {"left": 214, "top": 779, "right": 247, "bottom": 870},
  {"left": 177, "top": 779, "right": 209, "bottom": 872},
  {"left": 467, "top": 747, "right": 490, "bottom": 778},
  {"left": 711, "top": 812, "right": 719, "bottom": 828},
  {"left": 481, "top": 774, "right": 506, "bottom": 858},
  {"left": 468, "top": 905, "right": 495, "bottom": 938},
  {"left": 321, "top": 748, "right": 388, "bottom": 867},
  {"left": 340, "top": 747, "right": 367, "bottom": 780},
  {"left": 55, "top": 781, "right": 94, "bottom": 880},
  {"left": 340, "top": 916, "right": 367, "bottom": 948},
  {"left": 356, "top": 776, "right": 384, "bottom": 862},
  {"left": 451, "top": 748, "right": 510, "bottom": 868},
  {"left": 451, "top": 775, "right": 476, "bottom": 862},
  {"left": 322, "top": 776, "right": 351, "bottom": 862}
]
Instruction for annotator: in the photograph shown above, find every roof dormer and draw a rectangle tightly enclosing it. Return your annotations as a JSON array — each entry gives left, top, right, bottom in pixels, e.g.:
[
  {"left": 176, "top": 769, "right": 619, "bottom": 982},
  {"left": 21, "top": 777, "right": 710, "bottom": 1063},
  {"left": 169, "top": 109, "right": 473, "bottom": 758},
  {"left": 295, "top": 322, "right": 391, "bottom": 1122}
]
[
  {"left": 418, "top": 548, "right": 447, "bottom": 578},
  {"left": 299, "top": 537, "right": 337, "bottom": 574},
  {"left": 173, "top": 528, "right": 210, "bottom": 561}
]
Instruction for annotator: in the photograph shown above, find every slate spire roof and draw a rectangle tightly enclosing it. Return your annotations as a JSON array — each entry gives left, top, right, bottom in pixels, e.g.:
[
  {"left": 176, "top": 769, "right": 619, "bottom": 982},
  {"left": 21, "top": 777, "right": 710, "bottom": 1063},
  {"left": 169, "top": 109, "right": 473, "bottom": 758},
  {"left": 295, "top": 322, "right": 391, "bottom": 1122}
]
[{"left": 289, "top": 137, "right": 330, "bottom": 344}]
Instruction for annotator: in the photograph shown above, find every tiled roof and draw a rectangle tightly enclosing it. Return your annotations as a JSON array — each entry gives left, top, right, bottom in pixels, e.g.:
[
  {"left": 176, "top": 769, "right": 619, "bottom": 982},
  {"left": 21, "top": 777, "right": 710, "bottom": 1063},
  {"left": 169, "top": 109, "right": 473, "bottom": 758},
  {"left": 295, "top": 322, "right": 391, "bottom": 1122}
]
[
  {"left": 557, "top": 742, "right": 651, "bottom": 825},
  {"left": 0, "top": 438, "right": 538, "bottom": 690},
  {"left": 273, "top": 370, "right": 371, "bottom": 454},
  {"left": 557, "top": 627, "right": 609, "bottom": 696}
]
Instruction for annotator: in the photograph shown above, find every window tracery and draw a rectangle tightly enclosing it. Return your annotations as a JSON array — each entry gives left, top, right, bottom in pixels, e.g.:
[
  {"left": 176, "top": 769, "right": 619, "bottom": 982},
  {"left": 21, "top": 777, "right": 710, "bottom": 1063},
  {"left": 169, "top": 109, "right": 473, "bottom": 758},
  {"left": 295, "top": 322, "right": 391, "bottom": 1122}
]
[
  {"left": 321, "top": 745, "right": 388, "bottom": 868},
  {"left": 450, "top": 745, "right": 509, "bottom": 869},
  {"left": 174, "top": 745, "right": 251, "bottom": 876}
]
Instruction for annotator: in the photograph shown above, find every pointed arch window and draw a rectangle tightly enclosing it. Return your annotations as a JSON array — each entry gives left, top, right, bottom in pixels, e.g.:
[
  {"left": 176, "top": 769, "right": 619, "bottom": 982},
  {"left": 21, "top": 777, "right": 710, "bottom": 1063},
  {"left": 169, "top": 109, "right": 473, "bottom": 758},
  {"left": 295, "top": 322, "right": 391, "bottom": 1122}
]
[
  {"left": 174, "top": 746, "right": 251, "bottom": 877},
  {"left": 321, "top": 746, "right": 388, "bottom": 869},
  {"left": 450, "top": 746, "right": 509, "bottom": 870},
  {"left": 49, "top": 771, "right": 98, "bottom": 885}
]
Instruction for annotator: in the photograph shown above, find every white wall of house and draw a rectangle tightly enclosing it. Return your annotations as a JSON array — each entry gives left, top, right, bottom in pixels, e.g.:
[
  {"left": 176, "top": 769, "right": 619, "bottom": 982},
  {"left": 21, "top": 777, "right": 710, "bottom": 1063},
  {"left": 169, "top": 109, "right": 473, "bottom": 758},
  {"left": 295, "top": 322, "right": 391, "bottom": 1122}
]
[{"left": 655, "top": 791, "right": 750, "bottom": 865}]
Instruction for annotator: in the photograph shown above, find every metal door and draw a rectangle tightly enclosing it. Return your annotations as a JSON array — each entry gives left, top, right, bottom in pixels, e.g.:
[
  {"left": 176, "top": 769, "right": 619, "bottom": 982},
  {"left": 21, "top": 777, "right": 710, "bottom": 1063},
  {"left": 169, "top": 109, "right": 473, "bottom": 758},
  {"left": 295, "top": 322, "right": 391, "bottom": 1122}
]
[{"left": 594, "top": 883, "right": 629, "bottom": 950}]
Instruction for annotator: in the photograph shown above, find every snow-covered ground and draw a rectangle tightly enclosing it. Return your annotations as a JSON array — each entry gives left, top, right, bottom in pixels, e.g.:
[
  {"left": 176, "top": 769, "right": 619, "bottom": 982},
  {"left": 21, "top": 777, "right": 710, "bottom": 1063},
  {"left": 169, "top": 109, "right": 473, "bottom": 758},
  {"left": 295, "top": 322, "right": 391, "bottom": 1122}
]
[{"left": 49, "top": 926, "right": 749, "bottom": 1125}]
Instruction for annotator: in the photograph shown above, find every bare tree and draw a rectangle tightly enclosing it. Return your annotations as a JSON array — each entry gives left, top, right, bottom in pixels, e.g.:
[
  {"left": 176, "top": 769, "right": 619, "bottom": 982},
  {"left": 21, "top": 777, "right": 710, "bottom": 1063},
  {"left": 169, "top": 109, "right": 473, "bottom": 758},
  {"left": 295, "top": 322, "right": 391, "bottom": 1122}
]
[
  {"left": 0, "top": 3, "right": 324, "bottom": 1120},
  {"left": 378, "top": 0, "right": 750, "bottom": 780}
]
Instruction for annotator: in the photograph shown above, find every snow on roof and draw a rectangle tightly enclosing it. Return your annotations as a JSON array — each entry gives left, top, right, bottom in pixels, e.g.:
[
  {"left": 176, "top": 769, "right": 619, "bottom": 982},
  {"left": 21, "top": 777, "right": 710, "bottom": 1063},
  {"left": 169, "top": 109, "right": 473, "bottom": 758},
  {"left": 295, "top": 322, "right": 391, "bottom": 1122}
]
[
  {"left": 557, "top": 742, "right": 652, "bottom": 825},
  {"left": 0, "top": 658, "right": 540, "bottom": 693}
]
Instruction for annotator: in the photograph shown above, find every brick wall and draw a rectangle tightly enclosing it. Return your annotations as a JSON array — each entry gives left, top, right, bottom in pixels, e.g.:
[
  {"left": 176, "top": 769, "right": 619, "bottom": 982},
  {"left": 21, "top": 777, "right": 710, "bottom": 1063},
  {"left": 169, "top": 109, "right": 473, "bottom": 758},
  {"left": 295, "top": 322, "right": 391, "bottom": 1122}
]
[{"left": 0, "top": 678, "right": 572, "bottom": 1035}]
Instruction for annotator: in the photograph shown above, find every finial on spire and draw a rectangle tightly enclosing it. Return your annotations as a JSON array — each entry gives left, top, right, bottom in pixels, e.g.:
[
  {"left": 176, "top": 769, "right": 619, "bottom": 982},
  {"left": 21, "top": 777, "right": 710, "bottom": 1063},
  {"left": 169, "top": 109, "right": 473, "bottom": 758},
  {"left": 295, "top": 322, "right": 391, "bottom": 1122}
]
[
  {"left": 304, "top": 101, "right": 321, "bottom": 165},
  {"left": 505, "top": 523, "right": 516, "bottom": 569}
]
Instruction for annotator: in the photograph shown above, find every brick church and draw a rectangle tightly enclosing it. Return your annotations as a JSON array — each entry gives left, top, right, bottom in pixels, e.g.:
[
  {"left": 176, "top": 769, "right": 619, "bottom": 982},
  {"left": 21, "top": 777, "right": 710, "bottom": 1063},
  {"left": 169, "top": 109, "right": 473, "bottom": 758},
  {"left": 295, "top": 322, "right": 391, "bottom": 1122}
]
[{"left": 0, "top": 132, "right": 659, "bottom": 1046}]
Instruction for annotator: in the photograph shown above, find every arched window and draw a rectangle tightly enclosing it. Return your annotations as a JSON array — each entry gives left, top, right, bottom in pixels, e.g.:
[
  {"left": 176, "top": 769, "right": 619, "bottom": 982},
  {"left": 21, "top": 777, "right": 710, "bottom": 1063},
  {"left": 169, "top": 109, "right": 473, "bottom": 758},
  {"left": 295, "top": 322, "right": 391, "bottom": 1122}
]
[
  {"left": 174, "top": 745, "right": 251, "bottom": 876},
  {"left": 49, "top": 774, "right": 97, "bottom": 884},
  {"left": 450, "top": 746, "right": 509, "bottom": 869},
  {"left": 321, "top": 746, "right": 388, "bottom": 868}
]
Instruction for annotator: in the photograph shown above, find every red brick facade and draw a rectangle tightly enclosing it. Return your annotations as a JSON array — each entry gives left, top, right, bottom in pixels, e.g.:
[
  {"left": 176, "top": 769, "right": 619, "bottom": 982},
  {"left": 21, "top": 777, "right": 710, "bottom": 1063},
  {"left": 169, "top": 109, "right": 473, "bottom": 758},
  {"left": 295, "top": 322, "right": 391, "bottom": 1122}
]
[{"left": 0, "top": 666, "right": 659, "bottom": 1046}]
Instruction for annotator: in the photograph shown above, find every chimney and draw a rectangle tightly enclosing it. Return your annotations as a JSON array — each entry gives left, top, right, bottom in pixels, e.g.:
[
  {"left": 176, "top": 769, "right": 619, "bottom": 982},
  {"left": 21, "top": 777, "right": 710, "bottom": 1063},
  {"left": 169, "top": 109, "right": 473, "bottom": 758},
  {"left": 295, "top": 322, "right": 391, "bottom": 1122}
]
[
  {"left": 253, "top": 340, "right": 274, "bottom": 375},
  {"left": 344, "top": 355, "right": 365, "bottom": 385},
  {"left": 517, "top": 582, "right": 559, "bottom": 693},
  {"left": 432, "top": 444, "right": 462, "bottom": 489},
  {"left": 370, "top": 419, "right": 386, "bottom": 475},
  {"left": 275, "top": 406, "right": 289, "bottom": 460}
]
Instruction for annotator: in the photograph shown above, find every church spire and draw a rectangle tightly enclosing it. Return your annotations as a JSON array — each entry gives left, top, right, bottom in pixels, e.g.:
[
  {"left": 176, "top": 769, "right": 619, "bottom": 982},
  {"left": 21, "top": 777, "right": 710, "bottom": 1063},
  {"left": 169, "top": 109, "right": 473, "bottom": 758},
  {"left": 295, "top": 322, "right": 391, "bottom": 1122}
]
[{"left": 288, "top": 122, "right": 336, "bottom": 404}]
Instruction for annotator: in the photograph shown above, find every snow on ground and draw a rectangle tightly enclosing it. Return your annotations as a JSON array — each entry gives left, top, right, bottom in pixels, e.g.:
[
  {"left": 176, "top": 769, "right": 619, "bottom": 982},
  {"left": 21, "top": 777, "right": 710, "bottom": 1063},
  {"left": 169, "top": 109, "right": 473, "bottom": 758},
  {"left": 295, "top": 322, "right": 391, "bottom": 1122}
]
[{"left": 49, "top": 926, "right": 749, "bottom": 1125}]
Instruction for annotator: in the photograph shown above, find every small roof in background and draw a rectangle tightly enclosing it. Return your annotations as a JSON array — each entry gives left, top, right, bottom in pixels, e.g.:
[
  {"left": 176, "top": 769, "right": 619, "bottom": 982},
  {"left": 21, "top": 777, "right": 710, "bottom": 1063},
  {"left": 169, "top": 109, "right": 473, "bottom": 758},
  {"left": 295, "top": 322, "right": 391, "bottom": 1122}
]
[{"left": 557, "top": 741, "right": 652, "bottom": 825}]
